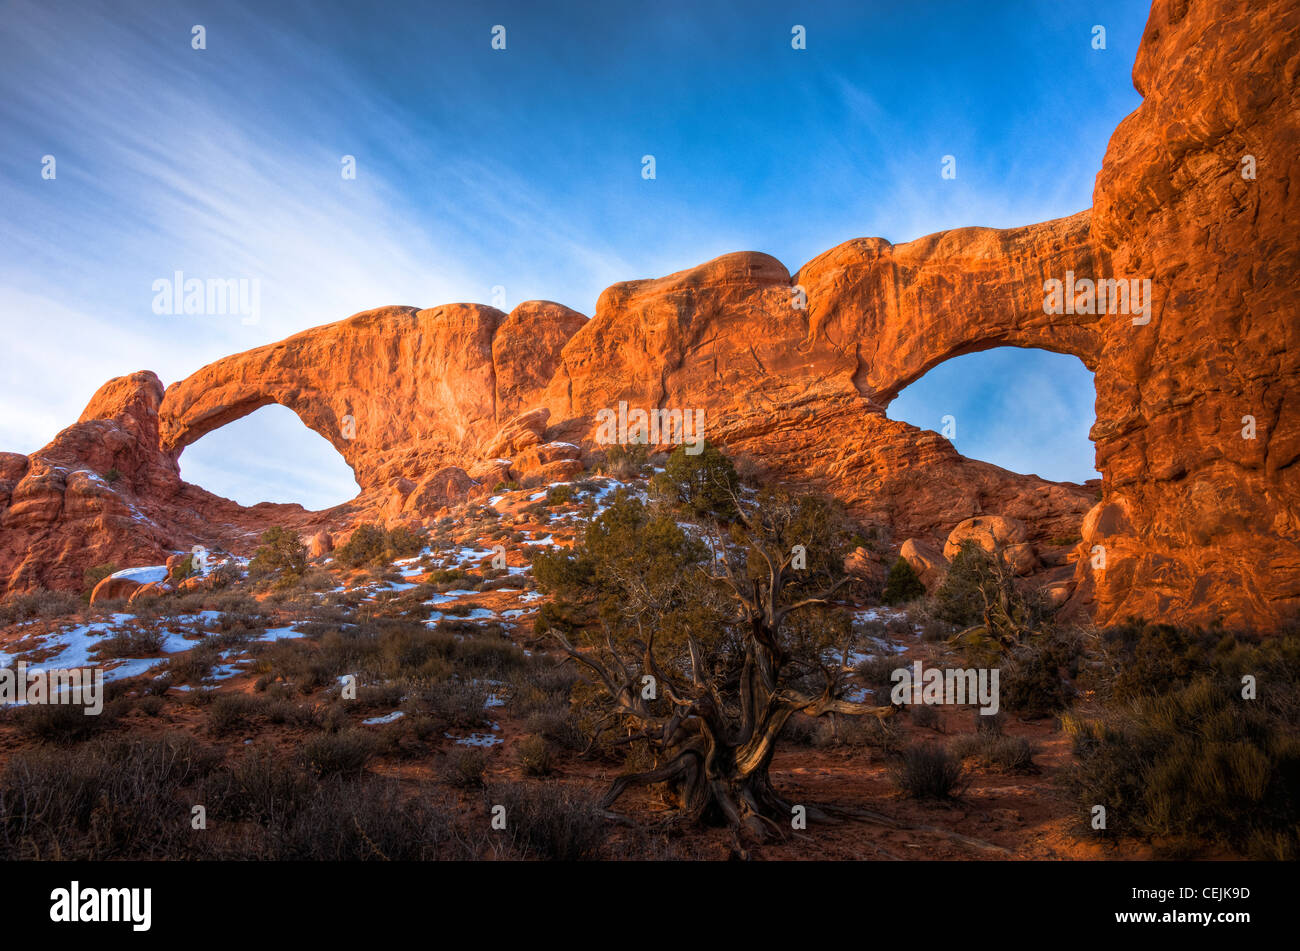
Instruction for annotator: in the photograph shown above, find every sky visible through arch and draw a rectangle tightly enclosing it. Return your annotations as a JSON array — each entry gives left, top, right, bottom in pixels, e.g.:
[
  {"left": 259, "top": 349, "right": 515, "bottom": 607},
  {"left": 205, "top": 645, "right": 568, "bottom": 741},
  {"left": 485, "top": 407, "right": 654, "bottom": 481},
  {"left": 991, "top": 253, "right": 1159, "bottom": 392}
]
[{"left": 0, "top": 0, "right": 1143, "bottom": 508}]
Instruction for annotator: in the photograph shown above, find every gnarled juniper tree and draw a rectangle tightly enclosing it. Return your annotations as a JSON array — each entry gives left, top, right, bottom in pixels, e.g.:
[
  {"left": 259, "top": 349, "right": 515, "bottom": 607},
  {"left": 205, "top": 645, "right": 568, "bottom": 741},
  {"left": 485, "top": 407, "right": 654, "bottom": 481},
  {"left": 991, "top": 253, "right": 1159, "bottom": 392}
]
[{"left": 534, "top": 471, "right": 891, "bottom": 841}]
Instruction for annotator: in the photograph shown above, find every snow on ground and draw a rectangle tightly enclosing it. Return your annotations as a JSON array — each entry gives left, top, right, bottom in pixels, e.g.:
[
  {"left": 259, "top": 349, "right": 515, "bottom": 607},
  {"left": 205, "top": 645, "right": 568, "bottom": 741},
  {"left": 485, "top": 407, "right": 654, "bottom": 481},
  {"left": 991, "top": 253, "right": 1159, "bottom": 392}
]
[
  {"left": 109, "top": 565, "right": 168, "bottom": 585},
  {"left": 449, "top": 731, "right": 503, "bottom": 747},
  {"left": 258, "top": 625, "right": 310, "bottom": 642},
  {"left": 0, "top": 617, "right": 192, "bottom": 684}
]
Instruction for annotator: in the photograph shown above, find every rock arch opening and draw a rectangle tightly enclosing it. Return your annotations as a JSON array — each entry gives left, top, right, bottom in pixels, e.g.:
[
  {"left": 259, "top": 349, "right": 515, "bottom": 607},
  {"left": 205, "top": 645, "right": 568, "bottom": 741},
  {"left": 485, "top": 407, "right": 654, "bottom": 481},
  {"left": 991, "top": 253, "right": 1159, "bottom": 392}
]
[
  {"left": 177, "top": 403, "right": 361, "bottom": 511},
  {"left": 885, "top": 347, "right": 1099, "bottom": 485}
]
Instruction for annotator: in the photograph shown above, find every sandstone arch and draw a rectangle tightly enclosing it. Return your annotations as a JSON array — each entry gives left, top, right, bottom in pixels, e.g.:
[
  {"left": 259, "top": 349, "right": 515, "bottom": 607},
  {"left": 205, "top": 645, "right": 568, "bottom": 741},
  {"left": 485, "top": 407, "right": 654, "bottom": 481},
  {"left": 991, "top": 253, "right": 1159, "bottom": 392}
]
[
  {"left": 2, "top": 0, "right": 1297, "bottom": 630},
  {"left": 159, "top": 300, "right": 587, "bottom": 493},
  {"left": 797, "top": 211, "right": 1103, "bottom": 407}
]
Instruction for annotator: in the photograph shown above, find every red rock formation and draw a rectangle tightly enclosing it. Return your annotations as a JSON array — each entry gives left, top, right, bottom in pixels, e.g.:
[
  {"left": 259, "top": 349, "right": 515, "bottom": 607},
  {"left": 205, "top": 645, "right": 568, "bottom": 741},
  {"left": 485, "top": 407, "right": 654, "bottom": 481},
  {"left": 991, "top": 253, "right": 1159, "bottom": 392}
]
[
  {"left": 1070, "top": 0, "right": 1300, "bottom": 628},
  {"left": 1, "top": 0, "right": 1295, "bottom": 631},
  {"left": 0, "top": 372, "right": 341, "bottom": 594}
]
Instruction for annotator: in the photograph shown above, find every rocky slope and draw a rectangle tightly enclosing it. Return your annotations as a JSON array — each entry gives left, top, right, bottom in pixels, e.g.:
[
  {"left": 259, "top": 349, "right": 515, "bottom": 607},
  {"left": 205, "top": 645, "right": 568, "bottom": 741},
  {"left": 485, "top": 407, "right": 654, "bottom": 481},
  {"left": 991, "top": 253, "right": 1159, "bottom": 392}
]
[{"left": 2, "top": 0, "right": 1296, "bottom": 630}]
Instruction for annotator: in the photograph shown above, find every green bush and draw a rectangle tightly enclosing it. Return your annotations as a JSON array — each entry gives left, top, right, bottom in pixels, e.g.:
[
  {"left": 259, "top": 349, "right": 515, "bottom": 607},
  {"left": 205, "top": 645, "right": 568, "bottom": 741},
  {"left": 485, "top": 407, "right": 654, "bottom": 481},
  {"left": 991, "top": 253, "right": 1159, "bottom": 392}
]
[
  {"left": 546, "top": 484, "right": 575, "bottom": 506},
  {"left": 650, "top": 441, "right": 739, "bottom": 519},
  {"left": 882, "top": 557, "right": 925, "bottom": 605},
  {"left": 1066, "top": 675, "right": 1300, "bottom": 857},
  {"left": 1000, "top": 630, "right": 1081, "bottom": 717},
  {"left": 931, "top": 540, "right": 998, "bottom": 628},
  {"left": 248, "top": 527, "right": 308, "bottom": 585},
  {"left": 335, "top": 523, "right": 425, "bottom": 568}
]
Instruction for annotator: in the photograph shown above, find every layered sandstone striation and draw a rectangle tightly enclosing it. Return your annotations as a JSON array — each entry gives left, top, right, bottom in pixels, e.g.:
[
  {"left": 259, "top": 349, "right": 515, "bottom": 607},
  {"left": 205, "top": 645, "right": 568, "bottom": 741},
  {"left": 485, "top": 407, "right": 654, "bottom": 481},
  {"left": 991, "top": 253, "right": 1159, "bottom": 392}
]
[{"left": 1, "top": 0, "right": 1296, "bottom": 630}]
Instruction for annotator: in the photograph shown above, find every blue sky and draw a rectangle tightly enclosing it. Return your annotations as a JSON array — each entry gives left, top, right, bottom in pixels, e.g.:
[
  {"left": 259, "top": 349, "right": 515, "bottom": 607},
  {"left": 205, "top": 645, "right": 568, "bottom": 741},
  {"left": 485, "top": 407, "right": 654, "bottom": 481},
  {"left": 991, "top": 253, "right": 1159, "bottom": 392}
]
[{"left": 0, "top": 0, "right": 1143, "bottom": 506}]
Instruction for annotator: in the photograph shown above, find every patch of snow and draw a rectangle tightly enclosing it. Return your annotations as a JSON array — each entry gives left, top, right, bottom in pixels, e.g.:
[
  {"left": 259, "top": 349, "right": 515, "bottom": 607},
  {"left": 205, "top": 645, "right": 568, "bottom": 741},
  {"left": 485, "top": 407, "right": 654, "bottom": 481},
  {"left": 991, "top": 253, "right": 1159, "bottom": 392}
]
[
  {"left": 449, "top": 732, "right": 503, "bottom": 748},
  {"left": 109, "top": 565, "right": 168, "bottom": 585}
]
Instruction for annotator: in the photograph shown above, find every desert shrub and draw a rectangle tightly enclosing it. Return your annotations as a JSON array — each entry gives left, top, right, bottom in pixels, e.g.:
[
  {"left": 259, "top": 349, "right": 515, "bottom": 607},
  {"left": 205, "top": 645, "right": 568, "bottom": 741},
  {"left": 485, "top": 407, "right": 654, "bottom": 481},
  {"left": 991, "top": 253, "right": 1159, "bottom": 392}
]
[
  {"left": 103, "top": 467, "right": 121, "bottom": 484},
  {"left": 334, "top": 524, "right": 387, "bottom": 567},
  {"left": 1000, "top": 629, "right": 1082, "bottom": 716},
  {"left": 854, "top": 654, "right": 904, "bottom": 703},
  {"left": 600, "top": 443, "right": 650, "bottom": 481},
  {"left": 208, "top": 693, "right": 318, "bottom": 733},
  {"left": 949, "top": 732, "right": 1037, "bottom": 772},
  {"left": 9, "top": 699, "right": 120, "bottom": 744},
  {"left": 910, "top": 704, "right": 941, "bottom": 731},
  {"left": 136, "top": 695, "right": 164, "bottom": 717},
  {"left": 446, "top": 747, "right": 489, "bottom": 788},
  {"left": 891, "top": 744, "right": 965, "bottom": 799},
  {"left": 1065, "top": 659, "right": 1300, "bottom": 857},
  {"left": 204, "top": 745, "right": 316, "bottom": 825},
  {"left": 404, "top": 679, "right": 488, "bottom": 730},
  {"left": 455, "top": 635, "right": 526, "bottom": 678},
  {"left": 92, "top": 626, "right": 167, "bottom": 659},
  {"left": 920, "top": 617, "right": 956, "bottom": 642},
  {"left": 975, "top": 709, "right": 1005, "bottom": 734},
  {"left": 0, "top": 588, "right": 82, "bottom": 625},
  {"left": 248, "top": 526, "right": 308, "bottom": 586},
  {"left": 1101, "top": 619, "right": 1239, "bottom": 701},
  {"left": 931, "top": 540, "right": 1044, "bottom": 645},
  {"left": 285, "top": 567, "right": 337, "bottom": 593},
  {"left": 299, "top": 729, "right": 378, "bottom": 778},
  {"left": 882, "top": 557, "right": 925, "bottom": 606},
  {"left": 546, "top": 484, "right": 574, "bottom": 506},
  {"left": 525, "top": 709, "right": 586, "bottom": 752},
  {"left": 0, "top": 734, "right": 218, "bottom": 859},
  {"left": 166, "top": 642, "right": 222, "bottom": 685},
  {"left": 516, "top": 734, "right": 554, "bottom": 776},
  {"left": 208, "top": 694, "right": 260, "bottom": 734},
  {"left": 271, "top": 777, "right": 466, "bottom": 861},
  {"left": 650, "top": 441, "right": 739, "bottom": 519},
  {"left": 844, "top": 714, "right": 905, "bottom": 753},
  {"left": 205, "top": 560, "right": 244, "bottom": 590},
  {"left": 485, "top": 781, "right": 605, "bottom": 860},
  {"left": 167, "top": 554, "right": 196, "bottom": 584}
]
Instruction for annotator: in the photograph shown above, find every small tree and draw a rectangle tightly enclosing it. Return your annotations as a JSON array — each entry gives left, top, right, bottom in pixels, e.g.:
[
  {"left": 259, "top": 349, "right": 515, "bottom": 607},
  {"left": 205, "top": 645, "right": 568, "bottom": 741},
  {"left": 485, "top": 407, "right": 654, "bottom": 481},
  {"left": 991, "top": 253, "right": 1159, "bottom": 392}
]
[
  {"left": 651, "top": 441, "right": 739, "bottom": 519},
  {"left": 542, "top": 482, "right": 891, "bottom": 843},
  {"left": 249, "top": 527, "right": 307, "bottom": 585},
  {"left": 936, "top": 540, "right": 1047, "bottom": 665},
  {"left": 336, "top": 523, "right": 425, "bottom": 568},
  {"left": 882, "top": 557, "right": 925, "bottom": 605}
]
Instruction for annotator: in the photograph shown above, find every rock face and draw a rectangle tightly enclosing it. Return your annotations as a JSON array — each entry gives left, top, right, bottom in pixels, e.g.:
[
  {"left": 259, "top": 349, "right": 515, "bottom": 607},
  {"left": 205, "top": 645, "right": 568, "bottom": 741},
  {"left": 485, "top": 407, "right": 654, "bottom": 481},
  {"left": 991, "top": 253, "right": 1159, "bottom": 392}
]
[{"left": 1, "top": 0, "right": 1296, "bottom": 631}]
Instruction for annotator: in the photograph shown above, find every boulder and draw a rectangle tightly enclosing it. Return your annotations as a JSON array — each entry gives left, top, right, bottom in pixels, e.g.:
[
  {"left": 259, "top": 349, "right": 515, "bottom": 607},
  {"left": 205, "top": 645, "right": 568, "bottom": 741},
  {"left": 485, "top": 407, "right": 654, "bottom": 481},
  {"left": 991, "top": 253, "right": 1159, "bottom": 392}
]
[{"left": 899, "top": 537, "right": 949, "bottom": 589}]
